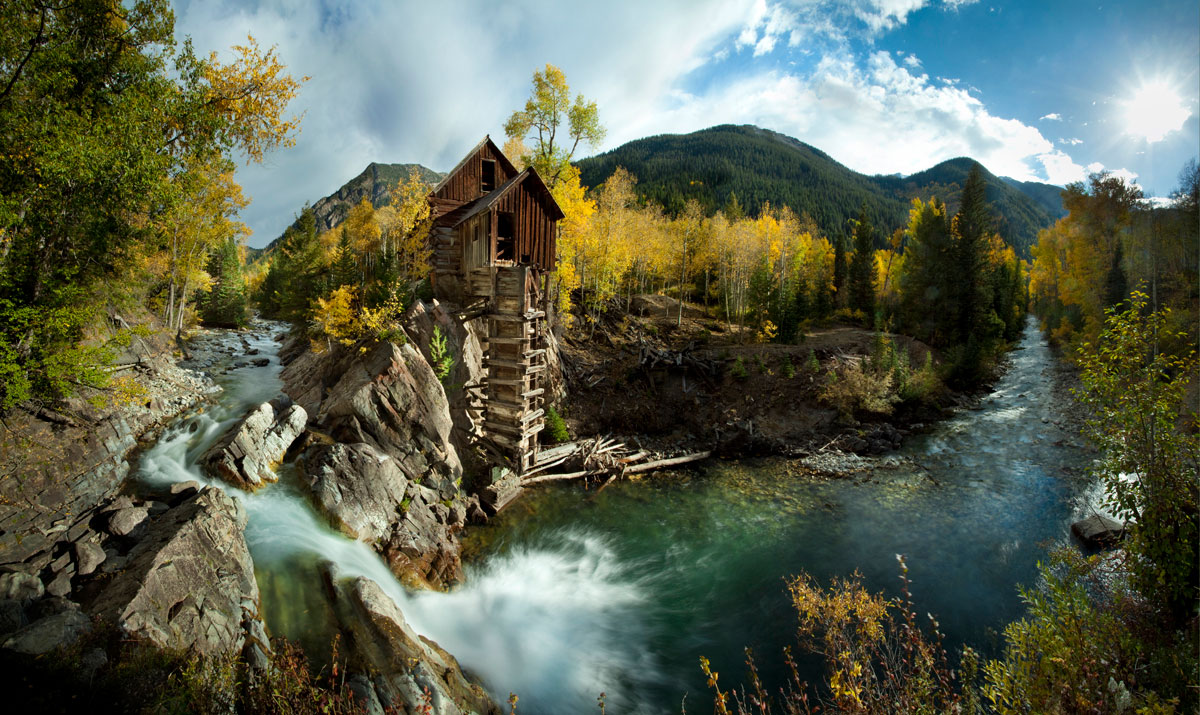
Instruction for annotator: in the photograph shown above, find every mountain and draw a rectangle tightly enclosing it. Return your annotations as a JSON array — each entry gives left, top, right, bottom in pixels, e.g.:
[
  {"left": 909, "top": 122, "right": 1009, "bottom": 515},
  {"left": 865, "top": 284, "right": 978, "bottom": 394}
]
[
  {"left": 576, "top": 125, "right": 1062, "bottom": 256},
  {"left": 267, "top": 162, "right": 443, "bottom": 250},
  {"left": 1001, "top": 176, "right": 1068, "bottom": 219}
]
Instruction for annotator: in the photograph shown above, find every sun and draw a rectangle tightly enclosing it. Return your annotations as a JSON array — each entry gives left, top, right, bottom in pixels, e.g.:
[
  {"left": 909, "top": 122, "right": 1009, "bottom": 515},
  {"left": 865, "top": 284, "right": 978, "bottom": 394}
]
[{"left": 1121, "top": 79, "right": 1191, "bottom": 143}]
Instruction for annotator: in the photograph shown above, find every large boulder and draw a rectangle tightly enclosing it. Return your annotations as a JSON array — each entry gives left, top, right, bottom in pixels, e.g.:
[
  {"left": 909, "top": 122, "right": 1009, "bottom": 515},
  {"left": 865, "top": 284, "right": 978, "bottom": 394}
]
[
  {"left": 1071, "top": 514, "right": 1125, "bottom": 548},
  {"left": 323, "top": 569, "right": 498, "bottom": 715},
  {"left": 88, "top": 488, "right": 263, "bottom": 656},
  {"left": 301, "top": 442, "right": 464, "bottom": 590},
  {"left": 203, "top": 400, "right": 307, "bottom": 490},
  {"left": 282, "top": 339, "right": 462, "bottom": 497}
]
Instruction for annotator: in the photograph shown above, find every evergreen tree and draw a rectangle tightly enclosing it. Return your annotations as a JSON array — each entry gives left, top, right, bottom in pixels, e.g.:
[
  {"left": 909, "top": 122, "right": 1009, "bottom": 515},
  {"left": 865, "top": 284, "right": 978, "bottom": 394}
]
[
  {"left": 331, "top": 227, "right": 359, "bottom": 289},
  {"left": 848, "top": 205, "right": 876, "bottom": 316},
  {"left": 1103, "top": 238, "right": 1127, "bottom": 309},
  {"left": 200, "top": 237, "right": 248, "bottom": 328},
  {"left": 724, "top": 192, "right": 745, "bottom": 222},
  {"left": 260, "top": 207, "right": 327, "bottom": 322},
  {"left": 897, "top": 197, "right": 955, "bottom": 344},
  {"left": 951, "top": 164, "right": 991, "bottom": 345},
  {"left": 832, "top": 233, "right": 848, "bottom": 308}
]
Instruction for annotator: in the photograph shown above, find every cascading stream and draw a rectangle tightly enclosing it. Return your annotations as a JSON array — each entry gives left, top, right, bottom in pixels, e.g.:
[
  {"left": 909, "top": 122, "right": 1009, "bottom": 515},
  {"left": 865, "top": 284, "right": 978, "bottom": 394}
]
[{"left": 134, "top": 316, "right": 1099, "bottom": 714}]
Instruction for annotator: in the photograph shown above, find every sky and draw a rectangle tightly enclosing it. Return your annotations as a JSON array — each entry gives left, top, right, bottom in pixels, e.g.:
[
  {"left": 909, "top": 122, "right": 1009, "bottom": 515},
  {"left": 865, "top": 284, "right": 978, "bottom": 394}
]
[{"left": 173, "top": 0, "right": 1200, "bottom": 248}]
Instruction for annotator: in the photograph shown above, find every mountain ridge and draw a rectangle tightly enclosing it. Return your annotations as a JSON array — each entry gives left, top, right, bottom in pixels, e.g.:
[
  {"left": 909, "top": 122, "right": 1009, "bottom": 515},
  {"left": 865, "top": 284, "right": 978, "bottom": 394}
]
[{"left": 576, "top": 124, "right": 1064, "bottom": 255}]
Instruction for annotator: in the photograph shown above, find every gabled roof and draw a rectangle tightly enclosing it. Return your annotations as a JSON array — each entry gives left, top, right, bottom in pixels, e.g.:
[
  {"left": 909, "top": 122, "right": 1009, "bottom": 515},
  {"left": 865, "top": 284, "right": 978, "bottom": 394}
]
[
  {"left": 450, "top": 167, "right": 566, "bottom": 227},
  {"left": 430, "top": 135, "right": 519, "bottom": 196}
]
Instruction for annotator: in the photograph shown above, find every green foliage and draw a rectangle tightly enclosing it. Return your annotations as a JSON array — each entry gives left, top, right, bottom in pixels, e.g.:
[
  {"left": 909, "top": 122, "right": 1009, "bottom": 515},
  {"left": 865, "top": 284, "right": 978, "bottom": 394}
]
[
  {"left": 848, "top": 205, "right": 876, "bottom": 316},
  {"left": 806, "top": 349, "right": 820, "bottom": 373},
  {"left": 1076, "top": 293, "right": 1199, "bottom": 622},
  {"left": 780, "top": 355, "right": 796, "bottom": 379},
  {"left": 983, "top": 550, "right": 1195, "bottom": 714},
  {"left": 731, "top": 356, "right": 748, "bottom": 380},
  {"left": 429, "top": 326, "right": 454, "bottom": 385},
  {"left": 576, "top": 125, "right": 1057, "bottom": 253},
  {"left": 259, "top": 208, "right": 328, "bottom": 322},
  {"left": 545, "top": 405, "right": 570, "bottom": 444},
  {"left": 200, "top": 236, "right": 248, "bottom": 328},
  {"left": 0, "top": 1, "right": 302, "bottom": 410}
]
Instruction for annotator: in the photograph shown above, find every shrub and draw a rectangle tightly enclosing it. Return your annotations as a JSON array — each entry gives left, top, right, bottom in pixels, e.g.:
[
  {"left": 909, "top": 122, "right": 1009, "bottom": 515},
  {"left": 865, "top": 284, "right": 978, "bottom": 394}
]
[
  {"left": 806, "top": 349, "right": 820, "bottom": 373},
  {"left": 780, "top": 355, "right": 796, "bottom": 379},
  {"left": 731, "top": 356, "right": 748, "bottom": 380},
  {"left": 429, "top": 326, "right": 454, "bottom": 384},
  {"left": 819, "top": 360, "right": 897, "bottom": 417},
  {"left": 545, "top": 406, "right": 569, "bottom": 443},
  {"left": 1076, "top": 292, "right": 1199, "bottom": 622}
]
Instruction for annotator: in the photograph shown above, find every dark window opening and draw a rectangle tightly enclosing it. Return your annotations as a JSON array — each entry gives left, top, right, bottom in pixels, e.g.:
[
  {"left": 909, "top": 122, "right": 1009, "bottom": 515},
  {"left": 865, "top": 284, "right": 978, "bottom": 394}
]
[
  {"left": 481, "top": 159, "right": 496, "bottom": 192},
  {"left": 496, "top": 212, "right": 515, "bottom": 262}
]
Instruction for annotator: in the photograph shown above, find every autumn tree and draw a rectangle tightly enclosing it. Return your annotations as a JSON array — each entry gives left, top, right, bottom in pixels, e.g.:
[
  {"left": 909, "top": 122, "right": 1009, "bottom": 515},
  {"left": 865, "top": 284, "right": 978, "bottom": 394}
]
[
  {"left": 503, "top": 64, "right": 604, "bottom": 188},
  {"left": 0, "top": 1, "right": 304, "bottom": 409}
]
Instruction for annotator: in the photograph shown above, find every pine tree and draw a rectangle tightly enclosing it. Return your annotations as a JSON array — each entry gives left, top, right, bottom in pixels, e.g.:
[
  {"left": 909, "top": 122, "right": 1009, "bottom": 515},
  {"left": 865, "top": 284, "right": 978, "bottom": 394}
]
[
  {"left": 951, "top": 164, "right": 990, "bottom": 345},
  {"left": 848, "top": 204, "right": 876, "bottom": 317},
  {"left": 832, "top": 233, "right": 848, "bottom": 308},
  {"left": 201, "top": 236, "right": 248, "bottom": 328},
  {"left": 1103, "top": 238, "right": 1127, "bottom": 309},
  {"left": 331, "top": 227, "right": 359, "bottom": 289}
]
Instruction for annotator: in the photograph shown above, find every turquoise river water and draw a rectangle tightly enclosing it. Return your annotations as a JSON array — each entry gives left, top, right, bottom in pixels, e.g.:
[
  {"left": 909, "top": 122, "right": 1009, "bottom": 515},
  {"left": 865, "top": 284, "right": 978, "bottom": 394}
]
[{"left": 135, "top": 318, "right": 1100, "bottom": 714}]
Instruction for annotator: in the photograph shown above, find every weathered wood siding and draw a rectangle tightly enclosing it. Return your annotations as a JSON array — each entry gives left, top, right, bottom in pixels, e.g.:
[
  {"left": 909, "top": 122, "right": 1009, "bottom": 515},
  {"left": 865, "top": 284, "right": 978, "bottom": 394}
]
[
  {"left": 432, "top": 142, "right": 517, "bottom": 206},
  {"left": 492, "top": 180, "right": 558, "bottom": 271}
]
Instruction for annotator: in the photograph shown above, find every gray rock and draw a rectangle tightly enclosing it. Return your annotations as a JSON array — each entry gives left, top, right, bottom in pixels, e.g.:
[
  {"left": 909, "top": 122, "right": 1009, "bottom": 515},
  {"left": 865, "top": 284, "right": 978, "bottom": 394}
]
[
  {"left": 169, "top": 480, "right": 203, "bottom": 500},
  {"left": 80, "top": 647, "right": 108, "bottom": 678},
  {"left": 301, "top": 443, "right": 463, "bottom": 590},
  {"left": 323, "top": 570, "right": 498, "bottom": 715},
  {"left": 281, "top": 339, "right": 462, "bottom": 497},
  {"left": 0, "top": 571, "right": 44, "bottom": 604},
  {"left": 1072, "top": 514, "right": 1125, "bottom": 548},
  {"left": 89, "top": 489, "right": 259, "bottom": 656},
  {"left": 0, "top": 599, "right": 25, "bottom": 634},
  {"left": 106, "top": 506, "right": 149, "bottom": 537},
  {"left": 2, "top": 608, "right": 90, "bottom": 655},
  {"left": 74, "top": 540, "right": 107, "bottom": 576},
  {"left": 45, "top": 570, "right": 73, "bottom": 597},
  {"left": 202, "top": 401, "right": 307, "bottom": 490}
]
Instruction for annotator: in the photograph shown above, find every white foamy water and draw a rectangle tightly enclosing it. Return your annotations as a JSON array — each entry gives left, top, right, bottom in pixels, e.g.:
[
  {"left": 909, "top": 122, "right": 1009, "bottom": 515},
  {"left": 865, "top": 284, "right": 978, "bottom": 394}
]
[{"left": 135, "top": 334, "right": 655, "bottom": 713}]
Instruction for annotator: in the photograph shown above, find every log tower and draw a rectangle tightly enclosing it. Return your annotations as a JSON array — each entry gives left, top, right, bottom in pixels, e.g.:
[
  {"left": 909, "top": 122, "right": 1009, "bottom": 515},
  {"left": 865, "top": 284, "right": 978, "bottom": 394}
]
[{"left": 427, "top": 137, "right": 562, "bottom": 473}]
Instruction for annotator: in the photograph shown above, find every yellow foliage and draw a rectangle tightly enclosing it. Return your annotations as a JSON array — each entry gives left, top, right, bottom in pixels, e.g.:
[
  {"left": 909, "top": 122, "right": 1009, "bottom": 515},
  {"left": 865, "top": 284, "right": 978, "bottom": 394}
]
[{"left": 202, "top": 36, "right": 308, "bottom": 163}]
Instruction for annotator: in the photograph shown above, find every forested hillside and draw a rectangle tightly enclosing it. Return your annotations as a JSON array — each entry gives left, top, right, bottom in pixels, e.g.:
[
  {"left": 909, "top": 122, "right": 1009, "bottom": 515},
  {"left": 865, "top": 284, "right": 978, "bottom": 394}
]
[
  {"left": 266, "top": 162, "right": 441, "bottom": 250},
  {"left": 576, "top": 125, "right": 1062, "bottom": 256}
]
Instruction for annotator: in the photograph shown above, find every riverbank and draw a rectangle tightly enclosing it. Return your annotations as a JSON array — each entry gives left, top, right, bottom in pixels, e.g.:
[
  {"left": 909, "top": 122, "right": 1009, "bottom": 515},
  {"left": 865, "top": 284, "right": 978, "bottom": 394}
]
[{"left": 556, "top": 295, "right": 1021, "bottom": 462}]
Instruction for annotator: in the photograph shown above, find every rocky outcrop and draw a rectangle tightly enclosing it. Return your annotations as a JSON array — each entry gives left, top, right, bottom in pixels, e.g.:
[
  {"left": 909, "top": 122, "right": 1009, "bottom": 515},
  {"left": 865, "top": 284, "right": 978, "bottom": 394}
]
[
  {"left": 282, "top": 338, "right": 462, "bottom": 497},
  {"left": 323, "top": 568, "right": 498, "bottom": 715},
  {"left": 203, "top": 400, "right": 307, "bottom": 490},
  {"left": 1072, "top": 514, "right": 1125, "bottom": 548},
  {"left": 88, "top": 488, "right": 263, "bottom": 657},
  {"left": 0, "top": 353, "right": 217, "bottom": 567},
  {"left": 301, "top": 442, "right": 465, "bottom": 590},
  {"left": 406, "top": 300, "right": 488, "bottom": 476}
]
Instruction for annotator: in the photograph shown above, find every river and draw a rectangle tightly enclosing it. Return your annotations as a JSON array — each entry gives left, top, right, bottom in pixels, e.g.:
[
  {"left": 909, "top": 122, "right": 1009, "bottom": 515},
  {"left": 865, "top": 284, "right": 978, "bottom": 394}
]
[{"left": 134, "top": 317, "right": 1098, "bottom": 714}]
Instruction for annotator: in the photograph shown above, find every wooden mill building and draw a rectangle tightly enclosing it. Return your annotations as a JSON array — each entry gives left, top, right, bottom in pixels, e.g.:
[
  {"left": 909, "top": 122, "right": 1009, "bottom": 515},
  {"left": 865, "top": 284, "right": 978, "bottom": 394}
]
[{"left": 427, "top": 137, "right": 563, "bottom": 473}]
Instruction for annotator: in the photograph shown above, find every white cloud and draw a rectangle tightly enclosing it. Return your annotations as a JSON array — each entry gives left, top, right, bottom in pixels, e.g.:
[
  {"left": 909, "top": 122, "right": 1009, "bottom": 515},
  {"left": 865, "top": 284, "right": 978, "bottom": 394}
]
[
  {"left": 1058, "top": 137, "right": 1083, "bottom": 146},
  {"left": 1040, "top": 112, "right": 1061, "bottom": 121},
  {"left": 172, "top": 0, "right": 1134, "bottom": 245},
  {"left": 175, "top": 0, "right": 756, "bottom": 245}
]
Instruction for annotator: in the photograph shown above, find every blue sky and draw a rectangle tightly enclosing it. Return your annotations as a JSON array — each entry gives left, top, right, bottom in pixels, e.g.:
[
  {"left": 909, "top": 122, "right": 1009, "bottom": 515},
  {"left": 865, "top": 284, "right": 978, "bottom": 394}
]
[{"left": 174, "top": 0, "right": 1199, "bottom": 247}]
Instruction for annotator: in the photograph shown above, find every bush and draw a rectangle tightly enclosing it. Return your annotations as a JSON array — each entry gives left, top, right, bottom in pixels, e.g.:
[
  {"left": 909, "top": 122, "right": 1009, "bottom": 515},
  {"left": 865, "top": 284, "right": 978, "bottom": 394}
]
[
  {"left": 731, "top": 356, "right": 748, "bottom": 380},
  {"left": 780, "top": 355, "right": 796, "bottom": 379},
  {"left": 819, "top": 360, "right": 897, "bottom": 417},
  {"left": 545, "top": 406, "right": 570, "bottom": 443},
  {"left": 429, "top": 326, "right": 454, "bottom": 385}
]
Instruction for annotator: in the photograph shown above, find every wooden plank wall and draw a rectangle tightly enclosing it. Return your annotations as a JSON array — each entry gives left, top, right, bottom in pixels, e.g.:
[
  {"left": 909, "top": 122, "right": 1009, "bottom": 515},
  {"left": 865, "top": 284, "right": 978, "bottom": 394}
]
[
  {"left": 433, "top": 144, "right": 517, "bottom": 204},
  {"left": 494, "top": 183, "right": 558, "bottom": 270}
]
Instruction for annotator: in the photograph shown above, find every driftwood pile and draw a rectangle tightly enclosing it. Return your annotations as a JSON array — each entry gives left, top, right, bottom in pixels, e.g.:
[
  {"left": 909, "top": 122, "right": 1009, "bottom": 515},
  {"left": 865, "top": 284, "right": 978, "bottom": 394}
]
[{"left": 522, "top": 435, "right": 710, "bottom": 489}]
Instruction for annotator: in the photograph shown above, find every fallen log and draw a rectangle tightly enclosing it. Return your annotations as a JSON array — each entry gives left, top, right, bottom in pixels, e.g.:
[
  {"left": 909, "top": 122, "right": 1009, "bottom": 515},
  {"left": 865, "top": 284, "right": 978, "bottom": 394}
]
[
  {"left": 521, "top": 450, "right": 712, "bottom": 485},
  {"left": 624, "top": 451, "right": 712, "bottom": 474}
]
